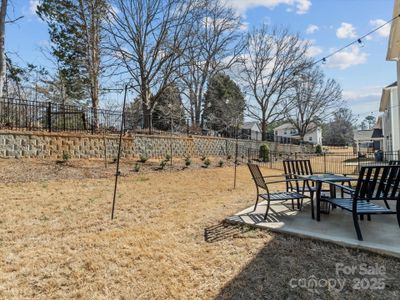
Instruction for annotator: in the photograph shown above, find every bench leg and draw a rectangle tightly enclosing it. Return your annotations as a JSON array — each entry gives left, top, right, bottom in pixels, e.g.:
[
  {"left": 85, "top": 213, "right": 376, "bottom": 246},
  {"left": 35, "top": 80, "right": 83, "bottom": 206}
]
[
  {"left": 264, "top": 199, "right": 271, "bottom": 220},
  {"left": 310, "top": 191, "right": 315, "bottom": 219},
  {"left": 353, "top": 213, "right": 363, "bottom": 241},
  {"left": 253, "top": 195, "right": 260, "bottom": 211},
  {"left": 397, "top": 201, "right": 400, "bottom": 228}
]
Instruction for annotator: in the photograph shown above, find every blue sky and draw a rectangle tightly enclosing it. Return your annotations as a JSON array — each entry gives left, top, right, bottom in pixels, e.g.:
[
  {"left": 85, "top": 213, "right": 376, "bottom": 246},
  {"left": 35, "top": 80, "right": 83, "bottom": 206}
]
[{"left": 5, "top": 0, "right": 398, "bottom": 121}]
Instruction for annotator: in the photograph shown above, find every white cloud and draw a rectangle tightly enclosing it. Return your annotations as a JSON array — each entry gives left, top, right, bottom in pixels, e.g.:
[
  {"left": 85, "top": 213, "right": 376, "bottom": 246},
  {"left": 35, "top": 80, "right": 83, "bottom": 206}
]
[
  {"left": 306, "top": 24, "right": 319, "bottom": 34},
  {"left": 343, "top": 86, "right": 381, "bottom": 101},
  {"left": 227, "top": 0, "right": 312, "bottom": 16},
  {"left": 370, "top": 19, "right": 390, "bottom": 37},
  {"left": 306, "top": 45, "right": 323, "bottom": 58},
  {"left": 29, "top": 0, "right": 39, "bottom": 15},
  {"left": 324, "top": 46, "right": 368, "bottom": 70},
  {"left": 336, "top": 22, "right": 357, "bottom": 39}
]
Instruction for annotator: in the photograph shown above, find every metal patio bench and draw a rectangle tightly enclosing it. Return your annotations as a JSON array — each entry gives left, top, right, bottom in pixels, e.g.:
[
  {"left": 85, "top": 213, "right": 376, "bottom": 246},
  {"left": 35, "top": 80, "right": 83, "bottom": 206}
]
[
  {"left": 247, "top": 163, "right": 308, "bottom": 220},
  {"left": 323, "top": 165, "right": 400, "bottom": 241}
]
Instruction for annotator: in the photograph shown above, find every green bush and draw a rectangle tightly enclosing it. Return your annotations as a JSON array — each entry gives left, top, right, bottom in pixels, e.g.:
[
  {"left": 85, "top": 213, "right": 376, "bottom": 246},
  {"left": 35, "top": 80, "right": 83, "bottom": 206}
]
[
  {"left": 259, "top": 144, "right": 270, "bottom": 162},
  {"left": 159, "top": 159, "right": 167, "bottom": 169},
  {"left": 164, "top": 154, "right": 171, "bottom": 162},
  {"left": 62, "top": 152, "right": 70, "bottom": 162},
  {"left": 184, "top": 156, "right": 191, "bottom": 166},
  {"left": 227, "top": 154, "right": 232, "bottom": 160},
  {"left": 200, "top": 155, "right": 206, "bottom": 161},
  {"left": 203, "top": 158, "right": 211, "bottom": 168},
  {"left": 139, "top": 153, "right": 149, "bottom": 163},
  {"left": 218, "top": 160, "right": 224, "bottom": 167},
  {"left": 315, "top": 144, "right": 322, "bottom": 154},
  {"left": 133, "top": 163, "right": 140, "bottom": 172}
]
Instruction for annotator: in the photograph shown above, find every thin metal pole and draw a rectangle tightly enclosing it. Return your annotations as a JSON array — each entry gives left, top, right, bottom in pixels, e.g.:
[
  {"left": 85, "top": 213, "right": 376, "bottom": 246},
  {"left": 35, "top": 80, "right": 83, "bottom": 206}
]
[
  {"left": 111, "top": 85, "right": 128, "bottom": 220},
  {"left": 234, "top": 123, "right": 239, "bottom": 189}
]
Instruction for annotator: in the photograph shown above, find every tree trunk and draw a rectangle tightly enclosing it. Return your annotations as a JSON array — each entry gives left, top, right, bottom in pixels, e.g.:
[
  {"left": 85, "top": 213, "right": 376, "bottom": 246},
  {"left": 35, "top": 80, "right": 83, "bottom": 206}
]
[
  {"left": 142, "top": 105, "right": 152, "bottom": 133},
  {"left": 0, "top": 0, "right": 7, "bottom": 99},
  {"left": 261, "top": 119, "right": 267, "bottom": 141}
]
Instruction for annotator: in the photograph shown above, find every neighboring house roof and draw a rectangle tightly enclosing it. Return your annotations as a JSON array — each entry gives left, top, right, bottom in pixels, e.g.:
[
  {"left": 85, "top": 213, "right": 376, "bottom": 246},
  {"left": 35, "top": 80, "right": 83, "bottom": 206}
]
[
  {"left": 371, "top": 128, "right": 384, "bottom": 139},
  {"left": 379, "top": 82, "right": 397, "bottom": 112},
  {"left": 274, "top": 122, "right": 319, "bottom": 132},
  {"left": 241, "top": 121, "right": 260, "bottom": 131},
  {"left": 353, "top": 130, "right": 373, "bottom": 141}
]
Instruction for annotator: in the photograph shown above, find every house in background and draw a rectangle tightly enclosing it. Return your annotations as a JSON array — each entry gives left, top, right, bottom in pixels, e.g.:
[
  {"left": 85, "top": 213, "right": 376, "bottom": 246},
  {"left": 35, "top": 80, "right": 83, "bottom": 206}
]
[
  {"left": 379, "top": 81, "right": 400, "bottom": 153},
  {"left": 353, "top": 128, "right": 383, "bottom": 153},
  {"left": 240, "top": 121, "right": 261, "bottom": 140},
  {"left": 274, "top": 123, "right": 322, "bottom": 145}
]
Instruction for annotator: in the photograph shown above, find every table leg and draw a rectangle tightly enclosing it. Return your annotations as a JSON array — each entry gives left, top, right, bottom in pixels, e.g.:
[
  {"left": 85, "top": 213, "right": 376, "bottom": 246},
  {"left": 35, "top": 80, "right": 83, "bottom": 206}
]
[{"left": 316, "top": 181, "right": 322, "bottom": 221}]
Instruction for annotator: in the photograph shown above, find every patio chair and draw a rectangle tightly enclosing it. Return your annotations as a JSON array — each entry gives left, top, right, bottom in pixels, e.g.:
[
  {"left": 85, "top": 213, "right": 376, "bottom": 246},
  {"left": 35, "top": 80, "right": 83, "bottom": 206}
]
[
  {"left": 389, "top": 160, "right": 400, "bottom": 166},
  {"left": 323, "top": 165, "right": 400, "bottom": 241},
  {"left": 283, "top": 160, "right": 337, "bottom": 217},
  {"left": 247, "top": 163, "right": 308, "bottom": 220}
]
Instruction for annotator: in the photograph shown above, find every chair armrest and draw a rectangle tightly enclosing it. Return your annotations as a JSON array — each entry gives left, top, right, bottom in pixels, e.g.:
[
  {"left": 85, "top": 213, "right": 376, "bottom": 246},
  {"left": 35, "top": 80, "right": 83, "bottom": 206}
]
[
  {"left": 267, "top": 179, "right": 304, "bottom": 185},
  {"left": 323, "top": 181, "right": 356, "bottom": 194},
  {"left": 263, "top": 174, "right": 288, "bottom": 178}
]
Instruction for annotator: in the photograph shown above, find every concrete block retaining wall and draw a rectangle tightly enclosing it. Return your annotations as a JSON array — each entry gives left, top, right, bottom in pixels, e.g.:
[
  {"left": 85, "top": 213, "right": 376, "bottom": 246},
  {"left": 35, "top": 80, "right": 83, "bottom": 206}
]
[{"left": 0, "top": 131, "right": 313, "bottom": 159}]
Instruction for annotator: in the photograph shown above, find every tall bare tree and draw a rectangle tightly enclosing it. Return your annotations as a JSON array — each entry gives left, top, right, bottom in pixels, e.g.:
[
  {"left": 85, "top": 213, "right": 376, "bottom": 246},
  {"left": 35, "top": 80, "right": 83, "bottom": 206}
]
[
  {"left": 239, "top": 25, "right": 311, "bottom": 141},
  {"left": 177, "top": 0, "right": 242, "bottom": 129},
  {"left": 106, "top": 0, "right": 193, "bottom": 132},
  {"left": 0, "top": 0, "right": 7, "bottom": 98},
  {"left": 285, "top": 67, "right": 342, "bottom": 140}
]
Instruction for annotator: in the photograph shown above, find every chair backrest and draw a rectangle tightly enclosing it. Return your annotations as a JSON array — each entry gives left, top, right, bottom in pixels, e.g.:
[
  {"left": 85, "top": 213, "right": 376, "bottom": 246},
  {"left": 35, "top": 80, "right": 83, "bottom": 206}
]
[
  {"left": 389, "top": 160, "right": 400, "bottom": 166},
  {"left": 247, "top": 163, "right": 268, "bottom": 190},
  {"left": 283, "top": 160, "right": 313, "bottom": 179},
  {"left": 354, "top": 165, "right": 400, "bottom": 201}
]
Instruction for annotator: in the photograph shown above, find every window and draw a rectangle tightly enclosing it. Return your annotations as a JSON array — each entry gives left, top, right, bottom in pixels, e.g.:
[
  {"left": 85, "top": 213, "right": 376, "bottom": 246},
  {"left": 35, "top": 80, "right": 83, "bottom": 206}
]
[
  {"left": 284, "top": 130, "right": 287, "bottom": 135},
  {"left": 309, "top": 137, "right": 312, "bottom": 141}
]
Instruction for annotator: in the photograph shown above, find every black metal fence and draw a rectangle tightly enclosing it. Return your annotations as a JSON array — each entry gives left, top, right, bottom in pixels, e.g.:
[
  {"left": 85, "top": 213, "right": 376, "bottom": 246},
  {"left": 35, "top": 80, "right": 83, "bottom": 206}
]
[
  {"left": 0, "top": 97, "right": 128, "bottom": 133},
  {"left": 247, "top": 150, "right": 400, "bottom": 175}
]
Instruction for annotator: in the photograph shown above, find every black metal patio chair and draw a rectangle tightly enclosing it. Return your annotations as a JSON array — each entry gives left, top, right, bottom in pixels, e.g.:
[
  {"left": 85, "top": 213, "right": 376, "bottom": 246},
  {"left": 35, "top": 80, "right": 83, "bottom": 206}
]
[
  {"left": 323, "top": 165, "right": 400, "bottom": 241},
  {"left": 247, "top": 163, "right": 308, "bottom": 220},
  {"left": 282, "top": 159, "right": 341, "bottom": 218}
]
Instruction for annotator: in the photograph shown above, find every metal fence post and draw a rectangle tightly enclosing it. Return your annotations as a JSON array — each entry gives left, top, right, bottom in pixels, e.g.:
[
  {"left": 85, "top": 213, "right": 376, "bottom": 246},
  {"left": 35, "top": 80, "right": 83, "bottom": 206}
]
[
  {"left": 323, "top": 152, "right": 327, "bottom": 173},
  {"left": 47, "top": 102, "right": 52, "bottom": 132}
]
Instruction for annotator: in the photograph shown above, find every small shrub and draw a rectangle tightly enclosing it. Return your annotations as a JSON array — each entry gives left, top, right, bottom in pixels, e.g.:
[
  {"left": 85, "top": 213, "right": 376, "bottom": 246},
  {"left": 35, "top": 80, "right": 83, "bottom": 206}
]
[
  {"left": 184, "top": 156, "right": 191, "bottom": 166},
  {"left": 133, "top": 163, "right": 140, "bottom": 172},
  {"left": 165, "top": 154, "right": 171, "bottom": 162},
  {"left": 259, "top": 144, "right": 270, "bottom": 162},
  {"left": 159, "top": 159, "right": 167, "bottom": 169},
  {"left": 200, "top": 155, "right": 206, "bottom": 161},
  {"left": 315, "top": 144, "right": 322, "bottom": 154},
  {"left": 227, "top": 154, "right": 232, "bottom": 160},
  {"left": 139, "top": 153, "right": 148, "bottom": 163},
  {"left": 62, "top": 152, "right": 70, "bottom": 162},
  {"left": 203, "top": 158, "right": 211, "bottom": 168},
  {"left": 218, "top": 160, "right": 224, "bottom": 167}
]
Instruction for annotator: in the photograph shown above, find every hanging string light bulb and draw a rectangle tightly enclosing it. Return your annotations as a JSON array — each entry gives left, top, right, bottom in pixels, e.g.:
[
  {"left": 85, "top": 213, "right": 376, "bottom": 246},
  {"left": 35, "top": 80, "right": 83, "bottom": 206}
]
[{"left": 357, "top": 38, "right": 364, "bottom": 48}]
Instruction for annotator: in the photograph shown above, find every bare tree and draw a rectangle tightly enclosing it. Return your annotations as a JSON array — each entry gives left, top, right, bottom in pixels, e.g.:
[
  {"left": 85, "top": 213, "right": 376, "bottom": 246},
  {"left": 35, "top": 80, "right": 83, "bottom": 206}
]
[
  {"left": 239, "top": 25, "right": 311, "bottom": 141},
  {"left": 0, "top": 0, "right": 7, "bottom": 98},
  {"left": 285, "top": 67, "right": 342, "bottom": 140},
  {"left": 106, "top": 0, "right": 193, "bottom": 132},
  {"left": 177, "top": 0, "right": 243, "bottom": 129}
]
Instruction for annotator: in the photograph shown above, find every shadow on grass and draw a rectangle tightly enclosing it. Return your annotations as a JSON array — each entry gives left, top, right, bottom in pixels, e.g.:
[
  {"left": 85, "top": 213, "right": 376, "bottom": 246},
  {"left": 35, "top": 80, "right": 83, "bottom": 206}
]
[
  {"left": 212, "top": 232, "right": 400, "bottom": 300},
  {"left": 204, "top": 222, "right": 253, "bottom": 243}
]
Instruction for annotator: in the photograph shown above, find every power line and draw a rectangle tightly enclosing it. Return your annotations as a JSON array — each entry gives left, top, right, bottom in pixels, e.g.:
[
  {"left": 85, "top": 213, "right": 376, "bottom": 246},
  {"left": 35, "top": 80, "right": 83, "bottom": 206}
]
[{"left": 314, "top": 14, "right": 400, "bottom": 66}]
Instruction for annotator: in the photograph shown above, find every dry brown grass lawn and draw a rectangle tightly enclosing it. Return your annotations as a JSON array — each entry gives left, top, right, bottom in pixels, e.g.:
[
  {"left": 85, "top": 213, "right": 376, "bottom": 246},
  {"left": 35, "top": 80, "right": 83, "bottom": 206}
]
[{"left": 0, "top": 161, "right": 399, "bottom": 299}]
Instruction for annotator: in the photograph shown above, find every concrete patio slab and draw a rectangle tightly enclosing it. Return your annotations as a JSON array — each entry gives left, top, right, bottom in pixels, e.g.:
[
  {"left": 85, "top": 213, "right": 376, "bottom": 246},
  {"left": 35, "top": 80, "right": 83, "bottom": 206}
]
[{"left": 225, "top": 200, "right": 400, "bottom": 258}]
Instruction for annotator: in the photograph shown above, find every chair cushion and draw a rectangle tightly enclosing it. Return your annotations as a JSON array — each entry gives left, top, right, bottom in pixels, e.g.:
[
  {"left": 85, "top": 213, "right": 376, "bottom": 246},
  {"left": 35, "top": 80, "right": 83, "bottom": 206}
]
[
  {"left": 325, "top": 198, "right": 395, "bottom": 214},
  {"left": 260, "top": 192, "right": 306, "bottom": 201}
]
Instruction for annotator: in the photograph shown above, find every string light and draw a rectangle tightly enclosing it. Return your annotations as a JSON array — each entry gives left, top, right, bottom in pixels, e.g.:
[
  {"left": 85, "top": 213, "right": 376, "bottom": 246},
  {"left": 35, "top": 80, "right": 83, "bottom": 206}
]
[{"left": 315, "top": 14, "right": 400, "bottom": 66}]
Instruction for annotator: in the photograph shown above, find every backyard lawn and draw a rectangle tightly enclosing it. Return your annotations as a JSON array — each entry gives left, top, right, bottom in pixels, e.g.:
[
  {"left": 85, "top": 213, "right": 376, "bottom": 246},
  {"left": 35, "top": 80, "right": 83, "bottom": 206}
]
[{"left": 0, "top": 159, "right": 399, "bottom": 299}]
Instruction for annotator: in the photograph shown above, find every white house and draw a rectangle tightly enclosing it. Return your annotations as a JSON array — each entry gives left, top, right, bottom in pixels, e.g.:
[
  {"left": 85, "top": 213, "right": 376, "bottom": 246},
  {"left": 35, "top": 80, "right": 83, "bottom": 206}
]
[
  {"left": 379, "top": 81, "right": 400, "bottom": 152},
  {"left": 274, "top": 123, "right": 322, "bottom": 145},
  {"left": 240, "top": 121, "right": 261, "bottom": 140}
]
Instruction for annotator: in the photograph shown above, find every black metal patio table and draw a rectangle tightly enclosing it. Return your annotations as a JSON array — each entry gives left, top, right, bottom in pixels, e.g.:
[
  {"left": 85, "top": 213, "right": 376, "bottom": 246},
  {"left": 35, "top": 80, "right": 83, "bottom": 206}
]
[{"left": 298, "top": 174, "right": 358, "bottom": 221}]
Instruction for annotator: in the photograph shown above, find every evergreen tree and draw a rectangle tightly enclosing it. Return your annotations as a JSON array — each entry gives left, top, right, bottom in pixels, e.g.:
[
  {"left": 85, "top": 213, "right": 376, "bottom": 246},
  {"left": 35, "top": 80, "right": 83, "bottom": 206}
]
[
  {"left": 323, "top": 108, "right": 355, "bottom": 146},
  {"left": 203, "top": 73, "right": 245, "bottom": 135}
]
